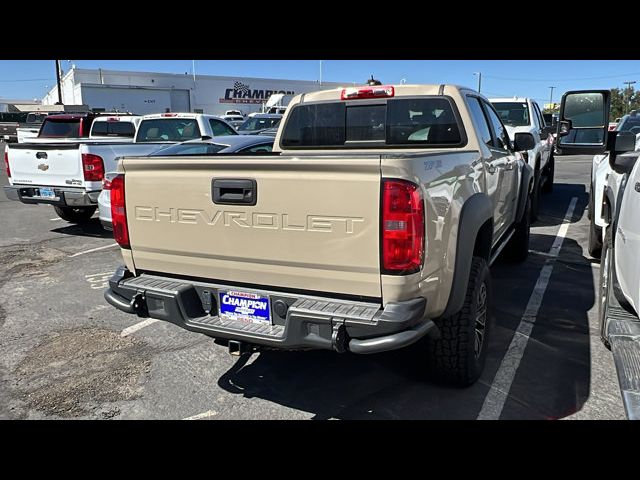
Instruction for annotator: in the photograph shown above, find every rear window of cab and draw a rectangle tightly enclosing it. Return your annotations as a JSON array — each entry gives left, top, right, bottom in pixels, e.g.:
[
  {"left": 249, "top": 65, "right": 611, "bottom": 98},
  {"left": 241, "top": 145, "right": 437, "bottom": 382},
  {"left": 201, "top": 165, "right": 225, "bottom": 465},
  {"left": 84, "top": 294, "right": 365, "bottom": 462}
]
[{"left": 280, "top": 97, "right": 465, "bottom": 148}]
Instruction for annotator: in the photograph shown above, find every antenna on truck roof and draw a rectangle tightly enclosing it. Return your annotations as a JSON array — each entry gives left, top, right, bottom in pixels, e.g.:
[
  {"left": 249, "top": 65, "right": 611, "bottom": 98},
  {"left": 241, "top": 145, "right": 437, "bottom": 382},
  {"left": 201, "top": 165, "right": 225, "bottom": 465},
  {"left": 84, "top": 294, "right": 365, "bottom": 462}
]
[{"left": 366, "top": 75, "right": 382, "bottom": 86}]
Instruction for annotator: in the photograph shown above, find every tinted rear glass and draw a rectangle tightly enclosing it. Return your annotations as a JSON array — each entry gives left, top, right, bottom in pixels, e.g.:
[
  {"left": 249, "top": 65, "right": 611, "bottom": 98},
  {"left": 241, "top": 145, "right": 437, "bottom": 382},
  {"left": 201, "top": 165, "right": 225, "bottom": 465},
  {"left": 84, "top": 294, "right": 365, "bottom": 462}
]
[
  {"left": 91, "top": 121, "right": 136, "bottom": 137},
  {"left": 136, "top": 119, "right": 201, "bottom": 142},
  {"left": 281, "top": 98, "right": 462, "bottom": 148},
  {"left": 491, "top": 102, "right": 530, "bottom": 127},
  {"left": 39, "top": 119, "right": 81, "bottom": 138}
]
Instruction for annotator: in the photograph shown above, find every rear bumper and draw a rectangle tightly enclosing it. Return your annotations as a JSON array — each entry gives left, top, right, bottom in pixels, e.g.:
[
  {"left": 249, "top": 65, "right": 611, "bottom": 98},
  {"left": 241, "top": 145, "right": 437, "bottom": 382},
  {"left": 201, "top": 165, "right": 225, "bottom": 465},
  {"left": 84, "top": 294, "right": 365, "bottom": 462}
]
[
  {"left": 3, "top": 185, "right": 99, "bottom": 207},
  {"left": 105, "top": 266, "right": 434, "bottom": 354}
]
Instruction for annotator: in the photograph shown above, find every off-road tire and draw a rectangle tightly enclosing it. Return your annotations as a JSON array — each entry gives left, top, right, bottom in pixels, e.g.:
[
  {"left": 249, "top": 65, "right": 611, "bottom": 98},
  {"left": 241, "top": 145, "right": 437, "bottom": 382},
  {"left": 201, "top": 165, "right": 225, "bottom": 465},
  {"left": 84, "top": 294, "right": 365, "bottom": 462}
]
[
  {"left": 530, "top": 169, "right": 540, "bottom": 222},
  {"left": 599, "top": 228, "right": 613, "bottom": 349},
  {"left": 54, "top": 206, "right": 97, "bottom": 224},
  {"left": 427, "top": 257, "right": 492, "bottom": 386},
  {"left": 588, "top": 216, "right": 603, "bottom": 259},
  {"left": 542, "top": 154, "right": 554, "bottom": 193}
]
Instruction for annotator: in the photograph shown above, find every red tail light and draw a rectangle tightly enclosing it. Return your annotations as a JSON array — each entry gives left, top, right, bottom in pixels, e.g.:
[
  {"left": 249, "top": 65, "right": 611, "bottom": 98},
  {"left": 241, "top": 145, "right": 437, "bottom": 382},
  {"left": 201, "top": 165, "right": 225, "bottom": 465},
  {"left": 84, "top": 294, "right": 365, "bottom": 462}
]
[
  {"left": 110, "top": 174, "right": 130, "bottom": 249},
  {"left": 82, "top": 153, "right": 105, "bottom": 182},
  {"left": 341, "top": 85, "right": 394, "bottom": 100},
  {"left": 4, "top": 150, "right": 10, "bottom": 178},
  {"left": 381, "top": 179, "right": 424, "bottom": 274},
  {"left": 102, "top": 177, "right": 113, "bottom": 190}
]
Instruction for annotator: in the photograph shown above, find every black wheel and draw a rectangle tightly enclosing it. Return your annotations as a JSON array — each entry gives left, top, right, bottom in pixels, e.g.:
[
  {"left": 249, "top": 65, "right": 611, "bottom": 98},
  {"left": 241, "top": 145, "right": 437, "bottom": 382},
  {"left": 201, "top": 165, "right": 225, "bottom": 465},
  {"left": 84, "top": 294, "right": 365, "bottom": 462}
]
[
  {"left": 588, "top": 216, "right": 603, "bottom": 259},
  {"left": 542, "top": 154, "right": 554, "bottom": 193},
  {"left": 599, "top": 227, "right": 613, "bottom": 349},
  {"left": 530, "top": 169, "right": 540, "bottom": 222},
  {"left": 503, "top": 194, "right": 530, "bottom": 262},
  {"left": 53, "top": 206, "right": 96, "bottom": 224},
  {"left": 427, "top": 257, "right": 492, "bottom": 386}
]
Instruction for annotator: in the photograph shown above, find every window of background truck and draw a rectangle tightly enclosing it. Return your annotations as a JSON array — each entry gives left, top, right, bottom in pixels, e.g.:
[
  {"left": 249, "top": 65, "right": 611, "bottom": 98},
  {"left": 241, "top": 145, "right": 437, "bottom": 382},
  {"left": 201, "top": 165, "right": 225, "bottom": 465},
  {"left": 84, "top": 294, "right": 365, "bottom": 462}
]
[
  {"left": 150, "top": 143, "right": 227, "bottom": 156},
  {"left": 209, "top": 119, "right": 237, "bottom": 136},
  {"left": 241, "top": 143, "right": 274, "bottom": 153},
  {"left": 532, "top": 102, "right": 545, "bottom": 128},
  {"left": 616, "top": 114, "right": 640, "bottom": 134},
  {"left": 281, "top": 98, "right": 462, "bottom": 147},
  {"left": 26, "top": 113, "right": 47, "bottom": 123},
  {"left": 136, "top": 119, "right": 201, "bottom": 142},
  {"left": 483, "top": 103, "right": 510, "bottom": 150},
  {"left": 466, "top": 97, "right": 493, "bottom": 147},
  {"left": 239, "top": 117, "right": 281, "bottom": 132},
  {"left": 91, "top": 121, "right": 136, "bottom": 137},
  {"left": 39, "top": 119, "right": 81, "bottom": 138},
  {"left": 492, "top": 102, "right": 530, "bottom": 127}
]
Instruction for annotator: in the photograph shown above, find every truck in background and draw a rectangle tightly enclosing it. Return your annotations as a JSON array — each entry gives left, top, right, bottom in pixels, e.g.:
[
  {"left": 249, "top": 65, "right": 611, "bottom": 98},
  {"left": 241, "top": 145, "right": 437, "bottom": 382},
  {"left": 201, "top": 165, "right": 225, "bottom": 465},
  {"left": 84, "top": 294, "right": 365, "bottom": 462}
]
[{"left": 4, "top": 112, "right": 238, "bottom": 223}]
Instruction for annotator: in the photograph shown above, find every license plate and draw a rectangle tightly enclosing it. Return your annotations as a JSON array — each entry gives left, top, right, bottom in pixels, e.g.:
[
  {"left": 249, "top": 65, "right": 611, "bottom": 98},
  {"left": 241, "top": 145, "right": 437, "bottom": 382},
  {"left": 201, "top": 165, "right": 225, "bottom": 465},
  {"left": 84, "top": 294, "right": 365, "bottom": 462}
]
[
  {"left": 39, "top": 187, "right": 56, "bottom": 198},
  {"left": 219, "top": 290, "right": 271, "bottom": 325}
]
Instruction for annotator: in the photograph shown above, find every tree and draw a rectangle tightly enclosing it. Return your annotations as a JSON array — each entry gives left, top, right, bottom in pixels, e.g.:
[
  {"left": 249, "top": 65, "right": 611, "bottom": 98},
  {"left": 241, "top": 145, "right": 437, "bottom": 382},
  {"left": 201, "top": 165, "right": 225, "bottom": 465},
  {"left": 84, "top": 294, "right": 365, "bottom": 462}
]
[{"left": 610, "top": 87, "right": 640, "bottom": 120}]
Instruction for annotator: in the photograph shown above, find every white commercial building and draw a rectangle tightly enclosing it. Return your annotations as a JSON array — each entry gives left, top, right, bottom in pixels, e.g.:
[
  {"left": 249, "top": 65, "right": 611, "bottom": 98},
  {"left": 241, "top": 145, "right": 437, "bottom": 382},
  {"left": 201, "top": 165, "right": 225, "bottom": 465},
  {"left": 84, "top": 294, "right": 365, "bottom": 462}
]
[{"left": 42, "top": 68, "right": 345, "bottom": 116}]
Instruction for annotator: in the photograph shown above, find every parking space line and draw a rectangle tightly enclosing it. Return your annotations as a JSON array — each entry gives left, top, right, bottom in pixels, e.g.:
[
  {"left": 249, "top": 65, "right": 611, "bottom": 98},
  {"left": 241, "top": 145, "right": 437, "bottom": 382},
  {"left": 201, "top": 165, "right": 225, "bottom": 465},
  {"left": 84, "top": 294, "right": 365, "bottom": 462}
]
[
  {"left": 183, "top": 410, "right": 219, "bottom": 420},
  {"left": 49, "top": 217, "right": 63, "bottom": 221},
  {"left": 477, "top": 196, "right": 578, "bottom": 420},
  {"left": 121, "top": 319, "right": 160, "bottom": 337},
  {"left": 68, "top": 243, "right": 118, "bottom": 257}
]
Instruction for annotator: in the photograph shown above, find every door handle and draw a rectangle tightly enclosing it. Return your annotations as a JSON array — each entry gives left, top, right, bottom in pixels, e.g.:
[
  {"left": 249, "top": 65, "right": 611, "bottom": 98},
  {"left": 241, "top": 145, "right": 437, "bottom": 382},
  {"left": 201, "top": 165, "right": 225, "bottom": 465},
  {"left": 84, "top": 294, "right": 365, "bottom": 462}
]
[{"left": 212, "top": 179, "right": 257, "bottom": 206}]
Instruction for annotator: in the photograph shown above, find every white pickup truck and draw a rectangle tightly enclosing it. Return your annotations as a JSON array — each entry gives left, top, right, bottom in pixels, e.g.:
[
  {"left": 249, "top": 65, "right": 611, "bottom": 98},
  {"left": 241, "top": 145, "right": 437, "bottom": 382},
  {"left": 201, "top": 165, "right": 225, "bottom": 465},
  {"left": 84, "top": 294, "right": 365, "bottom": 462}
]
[
  {"left": 3, "top": 112, "right": 238, "bottom": 223},
  {"left": 490, "top": 98, "right": 555, "bottom": 220}
]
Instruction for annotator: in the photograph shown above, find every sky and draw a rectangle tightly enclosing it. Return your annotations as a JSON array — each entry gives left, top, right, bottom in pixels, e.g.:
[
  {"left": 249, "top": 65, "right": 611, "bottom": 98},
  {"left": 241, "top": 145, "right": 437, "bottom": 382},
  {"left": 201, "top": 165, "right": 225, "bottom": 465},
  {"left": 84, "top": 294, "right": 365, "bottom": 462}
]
[{"left": 2, "top": 60, "right": 640, "bottom": 106}]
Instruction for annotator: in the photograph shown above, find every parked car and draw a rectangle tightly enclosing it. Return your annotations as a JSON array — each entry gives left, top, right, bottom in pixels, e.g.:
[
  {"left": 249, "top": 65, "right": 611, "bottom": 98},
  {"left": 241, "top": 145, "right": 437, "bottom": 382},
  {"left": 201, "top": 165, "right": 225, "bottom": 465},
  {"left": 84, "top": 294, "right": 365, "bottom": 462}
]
[
  {"left": 221, "top": 115, "right": 245, "bottom": 129},
  {"left": 88, "top": 115, "right": 142, "bottom": 141},
  {"left": 490, "top": 97, "right": 555, "bottom": 221},
  {"left": 557, "top": 89, "right": 640, "bottom": 419},
  {"left": 98, "top": 135, "right": 274, "bottom": 230},
  {"left": 3, "top": 112, "right": 236, "bottom": 223},
  {"left": 237, "top": 113, "right": 282, "bottom": 135},
  {"left": 134, "top": 113, "right": 237, "bottom": 142},
  {"left": 103, "top": 84, "right": 534, "bottom": 387},
  {"left": 0, "top": 111, "right": 29, "bottom": 143},
  {"left": 15, "top": 112, "right": 50, "bottom": 143}
]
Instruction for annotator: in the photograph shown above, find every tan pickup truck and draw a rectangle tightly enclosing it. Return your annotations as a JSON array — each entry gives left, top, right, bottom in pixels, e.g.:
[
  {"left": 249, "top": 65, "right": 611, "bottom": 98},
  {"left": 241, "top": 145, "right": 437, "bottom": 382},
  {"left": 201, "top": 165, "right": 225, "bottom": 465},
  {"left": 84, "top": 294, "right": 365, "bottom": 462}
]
[{"left": 104, "top": 84, "right": 534, "bottom": 386}]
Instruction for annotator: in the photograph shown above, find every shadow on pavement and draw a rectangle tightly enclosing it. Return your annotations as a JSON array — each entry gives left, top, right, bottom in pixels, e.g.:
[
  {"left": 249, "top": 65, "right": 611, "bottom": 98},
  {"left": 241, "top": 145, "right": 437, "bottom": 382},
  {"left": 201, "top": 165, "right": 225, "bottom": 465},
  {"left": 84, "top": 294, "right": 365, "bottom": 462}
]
[
  {"left": 51, "top": 218, "right": 113, "bottom": 240},
  {"left": 216, "top": 235, "right": 595, "bottom": 419},
  {"left": 535, "top": 183, "right": 587, "bottom": 227}
]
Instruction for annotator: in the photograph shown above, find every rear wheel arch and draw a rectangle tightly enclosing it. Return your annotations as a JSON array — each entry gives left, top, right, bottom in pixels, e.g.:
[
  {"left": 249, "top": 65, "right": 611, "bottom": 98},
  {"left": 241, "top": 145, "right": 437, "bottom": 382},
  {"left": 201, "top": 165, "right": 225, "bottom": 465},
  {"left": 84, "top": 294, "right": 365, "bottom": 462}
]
[{"left": 438, "top": 193, "right": 493, "bottom": 320}]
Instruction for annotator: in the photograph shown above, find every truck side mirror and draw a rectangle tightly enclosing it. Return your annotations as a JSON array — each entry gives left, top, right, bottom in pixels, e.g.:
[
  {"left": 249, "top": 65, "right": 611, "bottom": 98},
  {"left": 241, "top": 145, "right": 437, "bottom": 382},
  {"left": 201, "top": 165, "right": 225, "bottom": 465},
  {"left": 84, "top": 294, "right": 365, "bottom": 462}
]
[
  {"left": 609, "top": 131, "right": 639, "bottom": 174},
  {"left": 514, "top": 132, "right": 535, "bottom": 151},
  {"left": 540, "top": 125, "right": 556, "bottom": 140},
  {"left": 556, "top": 90, "right": 610, "bottom": 155}
]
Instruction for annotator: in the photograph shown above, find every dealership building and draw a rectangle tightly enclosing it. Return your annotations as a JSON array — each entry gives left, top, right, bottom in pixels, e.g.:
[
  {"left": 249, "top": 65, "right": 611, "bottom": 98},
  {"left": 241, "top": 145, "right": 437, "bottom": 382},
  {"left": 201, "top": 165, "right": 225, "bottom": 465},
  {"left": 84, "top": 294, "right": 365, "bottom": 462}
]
[{"left": 42, "top": 68, "right": 345, "bottom": 116}]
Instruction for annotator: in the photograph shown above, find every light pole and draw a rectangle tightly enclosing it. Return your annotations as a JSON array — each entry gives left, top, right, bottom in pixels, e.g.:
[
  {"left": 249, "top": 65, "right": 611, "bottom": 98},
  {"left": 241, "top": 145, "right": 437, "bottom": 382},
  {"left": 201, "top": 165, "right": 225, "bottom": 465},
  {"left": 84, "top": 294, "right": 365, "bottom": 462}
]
[
  {"left": 548, "top": 86, "right": 555, "bottom": 111},
  {"left": 623, "top": 80, "right": 636, "bottom": 113},
  {"left": 55, "top": 60, "right": 63, "bottom": 105},
  {"left": 473, "top": 72, "right": 482, "bottom": 93},
  {"left": 319, "top": 60, "right": 323, "bottom": 87}
]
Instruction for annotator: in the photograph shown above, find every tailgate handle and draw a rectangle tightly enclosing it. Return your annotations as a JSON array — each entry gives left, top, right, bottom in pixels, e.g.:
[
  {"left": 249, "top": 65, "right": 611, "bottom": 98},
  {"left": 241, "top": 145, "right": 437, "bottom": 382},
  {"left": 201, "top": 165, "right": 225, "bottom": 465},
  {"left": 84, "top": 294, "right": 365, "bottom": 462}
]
[
  {"left": 36, "top": 152, "right": 48, "bottom": 159},
  {"left": 212, "top": 179, "right": 257, "bottom": 206}
]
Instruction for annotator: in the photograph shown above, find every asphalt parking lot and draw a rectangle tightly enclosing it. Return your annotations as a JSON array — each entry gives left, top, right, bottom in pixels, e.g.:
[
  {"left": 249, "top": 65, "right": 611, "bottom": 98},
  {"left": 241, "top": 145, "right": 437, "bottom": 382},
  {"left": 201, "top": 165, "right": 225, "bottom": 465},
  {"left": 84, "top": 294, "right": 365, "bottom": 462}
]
[{"left": 0, "top": 145, "right": 626, "bottom": 420}]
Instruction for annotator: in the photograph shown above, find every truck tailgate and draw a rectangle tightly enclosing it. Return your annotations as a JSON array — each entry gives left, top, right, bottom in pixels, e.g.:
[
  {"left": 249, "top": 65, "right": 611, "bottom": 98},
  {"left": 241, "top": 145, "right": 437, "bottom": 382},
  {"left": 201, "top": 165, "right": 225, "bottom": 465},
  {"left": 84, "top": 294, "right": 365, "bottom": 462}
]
[
  {"left": 7, "top": 143, "right": 82, "bottom": 187},
  {"left": 123, "top": 156, "right": 382, "bottom": 298}
]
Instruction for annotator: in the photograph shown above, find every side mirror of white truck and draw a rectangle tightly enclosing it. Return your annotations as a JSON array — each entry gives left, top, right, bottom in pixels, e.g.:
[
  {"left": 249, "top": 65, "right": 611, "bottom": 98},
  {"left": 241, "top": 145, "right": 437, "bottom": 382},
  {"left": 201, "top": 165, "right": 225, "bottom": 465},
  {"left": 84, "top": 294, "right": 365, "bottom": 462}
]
[{"left": 556, "top": 90, "right": 610, "bottom": 155}]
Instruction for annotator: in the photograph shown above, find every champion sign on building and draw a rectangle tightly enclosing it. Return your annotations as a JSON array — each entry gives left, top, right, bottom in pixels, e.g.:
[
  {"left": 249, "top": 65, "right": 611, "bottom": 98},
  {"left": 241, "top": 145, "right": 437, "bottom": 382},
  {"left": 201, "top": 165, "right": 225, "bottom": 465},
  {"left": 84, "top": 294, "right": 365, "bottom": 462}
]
[{"left": 220, "top": 81, "right": 295, "bottom": 104}]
